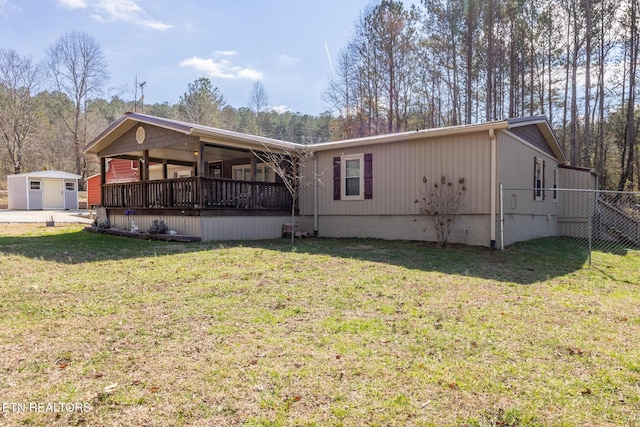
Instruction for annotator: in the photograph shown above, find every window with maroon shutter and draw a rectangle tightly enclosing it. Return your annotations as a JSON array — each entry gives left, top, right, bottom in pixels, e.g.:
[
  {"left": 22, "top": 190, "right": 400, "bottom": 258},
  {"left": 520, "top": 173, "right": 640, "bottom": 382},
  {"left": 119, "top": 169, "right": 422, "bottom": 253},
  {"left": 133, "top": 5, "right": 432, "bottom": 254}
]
[
  {"left": 334, "top": 153, "right": 373, "bottom": 201},
  {"left": 364, "top": 153, "right": 373, "bottom": 199},
  {"left": 542, "top": 159, "right": 546, "bottom": 200},
  {"left": 333, "top": 157, "right": 341, "bottom": 200},
  {"left": 534, "top": 157, "right": 544, "bottom": 201}
]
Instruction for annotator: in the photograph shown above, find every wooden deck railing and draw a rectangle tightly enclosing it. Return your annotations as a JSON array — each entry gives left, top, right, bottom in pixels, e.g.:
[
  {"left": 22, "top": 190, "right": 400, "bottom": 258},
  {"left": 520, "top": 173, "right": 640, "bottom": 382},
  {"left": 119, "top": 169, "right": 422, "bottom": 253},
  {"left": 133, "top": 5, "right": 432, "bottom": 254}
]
[{"left": 102, "top": 177, "right": 292, "bottom": 210}]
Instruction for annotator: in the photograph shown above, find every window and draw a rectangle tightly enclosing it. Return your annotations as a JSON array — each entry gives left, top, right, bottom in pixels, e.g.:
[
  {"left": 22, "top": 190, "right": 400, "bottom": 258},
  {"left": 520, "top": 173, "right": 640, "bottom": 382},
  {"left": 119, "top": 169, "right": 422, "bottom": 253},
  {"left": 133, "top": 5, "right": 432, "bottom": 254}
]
[
  {"left": 343, "top": 154, "right": 363, "bottom": 199},
  {"left": 333, "top": 153, "right": 373, "bottom": 201},
  {"left": 29, "top": 180, "right": 41, "bottom": 190},
  {"left": 65, "top": 182, "right": 75, "bottom": 191},
  {"left": 208, "top": 161, "right": 222, "bottom": 178},
  {"left": 131, "top": 161, "right": 138, "bottom": 170},
  {"left": 552, "top": 166, "right": 558, "bottom": 201},
  {"left": 534, "top": 157, "right": 545, "bottom": 201},
  {"left": 231, "top": 163, "right": 275, "bottom": 182}
]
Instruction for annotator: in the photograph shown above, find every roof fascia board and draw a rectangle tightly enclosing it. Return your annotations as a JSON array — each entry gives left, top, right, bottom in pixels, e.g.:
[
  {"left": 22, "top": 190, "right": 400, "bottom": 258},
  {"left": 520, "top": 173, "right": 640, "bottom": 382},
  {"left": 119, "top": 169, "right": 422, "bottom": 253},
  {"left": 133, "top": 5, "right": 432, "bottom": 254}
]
[{"left": 311, "top": 121, "right": 510, "bottom": 152}]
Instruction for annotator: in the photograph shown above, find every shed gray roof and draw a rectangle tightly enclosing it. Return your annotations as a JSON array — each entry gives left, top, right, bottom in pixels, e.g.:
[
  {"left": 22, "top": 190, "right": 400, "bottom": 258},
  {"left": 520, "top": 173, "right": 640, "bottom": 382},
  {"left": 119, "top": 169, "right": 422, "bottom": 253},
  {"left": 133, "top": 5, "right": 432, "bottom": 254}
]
[{"left": 8, "top": 170, "right": 81, "bottom": 180}]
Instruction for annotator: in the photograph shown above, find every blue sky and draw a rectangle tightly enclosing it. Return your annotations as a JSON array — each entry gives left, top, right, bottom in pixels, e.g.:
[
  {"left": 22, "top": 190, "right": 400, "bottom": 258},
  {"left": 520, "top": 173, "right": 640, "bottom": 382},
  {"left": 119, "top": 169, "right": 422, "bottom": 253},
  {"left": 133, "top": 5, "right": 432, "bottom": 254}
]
[{"left": 0, "top": 0, "right": 389, "bottom": 115}]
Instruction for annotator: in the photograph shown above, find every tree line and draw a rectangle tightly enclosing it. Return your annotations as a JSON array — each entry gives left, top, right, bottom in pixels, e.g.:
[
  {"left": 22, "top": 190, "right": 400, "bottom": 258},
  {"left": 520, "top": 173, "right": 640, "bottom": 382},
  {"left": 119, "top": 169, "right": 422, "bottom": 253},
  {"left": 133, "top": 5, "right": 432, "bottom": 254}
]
[
  {"left": 0, "top": 30, "right": 331, "bottom": 189},
  {"left": 2, "top": 0, "right": 640, "bottom": 191},
  {"left": 325, "top": 0, "right": 640, "bottom": 191}
]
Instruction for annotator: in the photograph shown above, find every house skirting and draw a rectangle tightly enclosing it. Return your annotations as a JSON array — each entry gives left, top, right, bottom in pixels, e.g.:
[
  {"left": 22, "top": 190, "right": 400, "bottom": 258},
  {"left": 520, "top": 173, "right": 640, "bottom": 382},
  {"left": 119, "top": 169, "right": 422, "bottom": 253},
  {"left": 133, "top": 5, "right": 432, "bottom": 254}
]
[
  {"left": 109, "top": 214, "right": 292, "bottom": 241},
  {"left": 298, "top": 214, "right": 492, "bottom": 247},
  {"left": 501, "top": 213, "right": 558, "bottom": 246}
]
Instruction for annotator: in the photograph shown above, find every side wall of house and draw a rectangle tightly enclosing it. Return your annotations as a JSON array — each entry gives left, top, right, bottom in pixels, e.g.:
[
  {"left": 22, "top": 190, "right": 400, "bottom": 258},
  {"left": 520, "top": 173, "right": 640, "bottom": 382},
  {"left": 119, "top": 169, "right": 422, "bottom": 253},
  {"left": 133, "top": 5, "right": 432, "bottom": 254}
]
[
  {"left": 557, "top": 166, "right": 597, "bottom": 239},
  {"left": 298, "top": 131, "right": 493, "bottom": 246},
  {"left": 498, "top": 130, "right": 559, "bottom": 246}
]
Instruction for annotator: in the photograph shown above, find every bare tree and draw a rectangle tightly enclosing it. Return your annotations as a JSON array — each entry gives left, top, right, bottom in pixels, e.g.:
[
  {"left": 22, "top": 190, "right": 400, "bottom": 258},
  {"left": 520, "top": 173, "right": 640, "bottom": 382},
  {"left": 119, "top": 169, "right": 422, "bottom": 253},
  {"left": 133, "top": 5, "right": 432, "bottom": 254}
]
[
  {"left": 45, "top": 30, "right": 108, "bottom": 183},
  {"left": 0, "top": 49, "right": 41, "bottom": 174},
  {"left": 415, "top": 175, "right": 467, "bottom": 247},
  {"left": 248, "top": 81, "right": 269, "bottom": 135},
  {"left": 251, "top": 144, "right": 325, "bottom": 244}
]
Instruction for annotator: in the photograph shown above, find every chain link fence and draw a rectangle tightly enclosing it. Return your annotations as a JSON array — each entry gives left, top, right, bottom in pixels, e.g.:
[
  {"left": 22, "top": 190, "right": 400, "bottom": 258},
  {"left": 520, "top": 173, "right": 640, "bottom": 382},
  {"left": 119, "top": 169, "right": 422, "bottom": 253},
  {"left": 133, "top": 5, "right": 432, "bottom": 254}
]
[{"left": 500, "top": 187, "right": 640, "bottom": 268}]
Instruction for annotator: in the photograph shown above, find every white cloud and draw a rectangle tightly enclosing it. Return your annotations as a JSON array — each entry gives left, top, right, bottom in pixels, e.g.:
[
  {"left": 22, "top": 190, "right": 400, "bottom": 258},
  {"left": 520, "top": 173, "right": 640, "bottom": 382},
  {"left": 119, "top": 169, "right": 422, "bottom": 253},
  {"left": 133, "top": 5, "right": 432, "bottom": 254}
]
[
  {"left": 276, "top": 54, "right": 300, "bottom": 66},
  {"left": 215, "top": 50, "right": 238, "bottom": 57},
  {"left": 0, "top": 0, "right": 21, "bottom": 17},
  {"left": 271, "top": 105, "right": 290, "bottom": 114},
  {"left": 71, "top": 0, "right": 172, "bottom": 30},
  {"left": 179, "top": 56, "right": 263, "bottom": 81},
  {"left": 138, "top": 18, "right": 172, "bottom": 31},
  {"left": 93, "top": 0, "right": 142, "bottom": 19},
  {"left": 56, "top": 0, "right": 88, "bottom": 9}
]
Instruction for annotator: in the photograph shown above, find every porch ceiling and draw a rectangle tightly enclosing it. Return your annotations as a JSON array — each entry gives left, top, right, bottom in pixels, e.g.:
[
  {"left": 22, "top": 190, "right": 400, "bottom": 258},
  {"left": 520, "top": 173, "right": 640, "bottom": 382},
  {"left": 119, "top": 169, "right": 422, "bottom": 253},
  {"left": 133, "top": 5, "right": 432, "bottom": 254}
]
[{"left": 108, "top": 143, "right": 250, "bottom": 164}]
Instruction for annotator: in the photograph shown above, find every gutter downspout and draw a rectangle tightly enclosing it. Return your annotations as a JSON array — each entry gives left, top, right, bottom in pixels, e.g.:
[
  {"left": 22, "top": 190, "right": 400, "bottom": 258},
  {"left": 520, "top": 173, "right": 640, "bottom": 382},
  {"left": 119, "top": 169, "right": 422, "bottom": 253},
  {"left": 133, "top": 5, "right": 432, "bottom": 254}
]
[
  {"left": 313, "top": 155, "right": 319, "bottom": 237},
  {"left": 489, "top": 129, "right": 497, "bottom": 251}
]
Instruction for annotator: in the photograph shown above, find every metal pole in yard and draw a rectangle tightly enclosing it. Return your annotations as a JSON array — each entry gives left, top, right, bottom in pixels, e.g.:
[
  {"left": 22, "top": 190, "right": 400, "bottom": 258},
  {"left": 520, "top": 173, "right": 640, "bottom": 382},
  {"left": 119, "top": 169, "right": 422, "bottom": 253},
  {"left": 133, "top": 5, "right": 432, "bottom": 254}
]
[
  {"left": 588, "top": 190, "right": 594, "bottom": 267},
  {"left": 499, "top": 183, "right": 504, "bottom": 251}
]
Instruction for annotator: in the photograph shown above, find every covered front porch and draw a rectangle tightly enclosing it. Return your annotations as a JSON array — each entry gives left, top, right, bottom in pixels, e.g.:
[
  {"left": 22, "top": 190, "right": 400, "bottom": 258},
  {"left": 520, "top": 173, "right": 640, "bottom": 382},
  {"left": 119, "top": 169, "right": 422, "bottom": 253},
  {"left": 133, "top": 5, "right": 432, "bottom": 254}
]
[
  {"left": 84, "top": 113, "right": 297, "bottom": 241},
  {"left": 102, "top": 176, "right": 292, "bottom": 212}
]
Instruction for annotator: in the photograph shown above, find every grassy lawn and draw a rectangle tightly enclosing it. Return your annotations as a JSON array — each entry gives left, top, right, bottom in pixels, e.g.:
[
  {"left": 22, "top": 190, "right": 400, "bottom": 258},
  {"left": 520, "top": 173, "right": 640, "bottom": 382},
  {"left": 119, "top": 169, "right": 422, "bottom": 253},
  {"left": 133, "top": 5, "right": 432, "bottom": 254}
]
[{"left": 0, "top": 224, "right": 638, "bottom": 426}]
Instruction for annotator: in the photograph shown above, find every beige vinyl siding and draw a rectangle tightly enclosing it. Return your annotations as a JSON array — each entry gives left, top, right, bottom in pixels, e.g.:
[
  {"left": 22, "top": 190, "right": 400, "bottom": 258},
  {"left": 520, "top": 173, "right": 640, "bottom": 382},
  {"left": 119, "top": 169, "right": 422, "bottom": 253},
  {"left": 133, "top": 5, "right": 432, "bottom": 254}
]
[
  {"left": 300, "top": 131, "right": 492, "bottom": 216},
  {"left": 499, "top": 130, "right": 558, "bottom": 215},
  {"left": 200, "top": 216, "right": 291, "bottom": 241},
  {"left": 559, "top": 166, "right": 596, "bottom": 190},
  {"left": 557, "top": 167, "right": 596, "bottom": 239},
  {"left": 499, "top": 130, "right": 559, "bottom": 246}
]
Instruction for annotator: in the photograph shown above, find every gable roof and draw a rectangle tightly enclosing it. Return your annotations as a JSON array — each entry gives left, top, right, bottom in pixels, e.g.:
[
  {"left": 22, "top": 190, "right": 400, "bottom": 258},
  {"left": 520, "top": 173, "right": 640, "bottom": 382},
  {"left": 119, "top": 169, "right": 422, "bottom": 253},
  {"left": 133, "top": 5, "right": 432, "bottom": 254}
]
[
  {"left": 83, "top": 112, "right": 300, "bottom": 155},
  {"left": 84, "top": 113, "right": 567, "bottom": 164},
  {"left": 310, "top": 116, "right": 567, "bottom": 163}
]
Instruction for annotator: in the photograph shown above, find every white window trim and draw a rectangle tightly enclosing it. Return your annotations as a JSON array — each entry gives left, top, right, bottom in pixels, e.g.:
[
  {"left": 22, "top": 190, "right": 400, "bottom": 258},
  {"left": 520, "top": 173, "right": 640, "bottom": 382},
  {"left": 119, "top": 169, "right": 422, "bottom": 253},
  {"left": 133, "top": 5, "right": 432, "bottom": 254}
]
[
  {"left": 534, "top": 158, "right": 544, "bottom": 201},
  {"left": 341, "top": 153, "right": 364, "bottom": 201},
  {"left": 29, "top": 180, "right": 41, "bottom": 191}
]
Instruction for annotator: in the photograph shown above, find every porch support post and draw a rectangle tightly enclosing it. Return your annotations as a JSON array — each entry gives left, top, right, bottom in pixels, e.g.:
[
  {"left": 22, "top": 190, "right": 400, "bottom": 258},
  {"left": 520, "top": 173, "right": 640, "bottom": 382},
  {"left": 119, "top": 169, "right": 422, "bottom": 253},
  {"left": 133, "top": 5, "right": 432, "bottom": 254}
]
[
  {"left": 250, "top": 155, "right": 257, "bottom": 208},
  {"left": 143, "top": 150, "right": 149, "bottom": 181},
  {"left": 162, "top": 160, "right": 168, "bottom": 180},
  {"left": 100, "top": 157, "right": 106, "bottom": 207},
  {"left": 198, "top": 141, "right": 205, "bottom": 207},
  {"left": 142, "top": 150, "right": 149, "bottom": 207},
  {"left": 489, "top": 129, "right": 497, "bottom": 250}
]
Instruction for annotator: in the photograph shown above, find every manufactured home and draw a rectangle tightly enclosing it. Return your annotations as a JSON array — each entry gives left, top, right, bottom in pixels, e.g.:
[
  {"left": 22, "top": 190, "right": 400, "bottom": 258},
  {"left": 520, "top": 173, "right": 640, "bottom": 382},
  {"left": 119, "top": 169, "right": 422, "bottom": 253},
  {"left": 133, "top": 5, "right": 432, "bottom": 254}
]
[
  {"left": 7, "top": 170, "right": 81, "bottom": 210},
  {"left": 83, "top": 112, "right": 595, "bottom": 247}
]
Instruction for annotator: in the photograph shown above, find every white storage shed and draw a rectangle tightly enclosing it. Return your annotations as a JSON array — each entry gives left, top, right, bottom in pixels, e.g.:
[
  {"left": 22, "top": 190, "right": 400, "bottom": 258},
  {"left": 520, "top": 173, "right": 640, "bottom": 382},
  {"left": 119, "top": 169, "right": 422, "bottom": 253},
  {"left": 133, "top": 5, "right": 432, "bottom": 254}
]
[{"left": 7, "top": 170, "right": 81, "bottom": 210}]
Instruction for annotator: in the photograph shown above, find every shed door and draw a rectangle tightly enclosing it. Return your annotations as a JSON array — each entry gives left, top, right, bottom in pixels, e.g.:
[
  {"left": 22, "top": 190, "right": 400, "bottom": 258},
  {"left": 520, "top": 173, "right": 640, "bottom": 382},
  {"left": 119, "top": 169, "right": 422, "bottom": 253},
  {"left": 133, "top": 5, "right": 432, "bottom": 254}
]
[{"left": 43, "top": 179, "right": 64, "bottom": 209}]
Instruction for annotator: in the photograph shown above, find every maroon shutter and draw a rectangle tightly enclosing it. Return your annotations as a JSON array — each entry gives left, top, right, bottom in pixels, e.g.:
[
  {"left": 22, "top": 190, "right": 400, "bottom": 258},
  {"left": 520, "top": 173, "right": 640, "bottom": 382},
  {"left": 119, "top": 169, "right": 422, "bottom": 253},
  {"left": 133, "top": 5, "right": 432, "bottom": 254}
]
[
  {"left": 364, "top": 153, "right": 373, "bottom": 199},
  {"left": 333, "top": 157, "right": 341, "bottom": 200},
  {"left": 542, "top": 159, "right": 546, "bottom": 201},
  {"left": 533, "top": 156, "right": 537, "bottom": 200}
]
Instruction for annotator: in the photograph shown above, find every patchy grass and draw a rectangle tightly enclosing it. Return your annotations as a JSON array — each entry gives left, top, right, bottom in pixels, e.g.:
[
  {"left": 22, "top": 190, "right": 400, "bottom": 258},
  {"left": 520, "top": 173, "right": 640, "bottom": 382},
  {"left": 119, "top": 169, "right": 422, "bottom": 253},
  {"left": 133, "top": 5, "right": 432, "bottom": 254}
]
[{"left": 0, "top": 224, "right": 638, "bottom": 426}]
